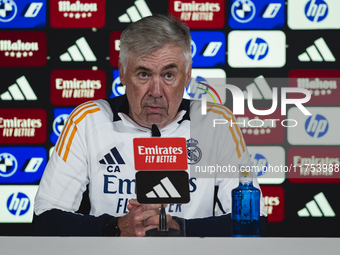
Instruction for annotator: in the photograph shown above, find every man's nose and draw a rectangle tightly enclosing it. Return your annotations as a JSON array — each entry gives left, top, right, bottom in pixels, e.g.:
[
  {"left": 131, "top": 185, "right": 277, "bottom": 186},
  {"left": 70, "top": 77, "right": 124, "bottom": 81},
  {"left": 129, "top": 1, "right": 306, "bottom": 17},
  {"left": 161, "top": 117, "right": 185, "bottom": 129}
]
[{"left": 149, "top": 77, "right": 163, "bottom": 97}]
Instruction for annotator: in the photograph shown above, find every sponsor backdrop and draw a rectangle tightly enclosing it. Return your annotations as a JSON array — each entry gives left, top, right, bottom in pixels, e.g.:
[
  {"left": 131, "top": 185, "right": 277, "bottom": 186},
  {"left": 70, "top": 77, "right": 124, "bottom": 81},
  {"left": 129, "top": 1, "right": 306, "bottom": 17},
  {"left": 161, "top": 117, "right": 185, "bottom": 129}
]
[{"left": 0, "top": 0, "right": 339, "bottom": 237}]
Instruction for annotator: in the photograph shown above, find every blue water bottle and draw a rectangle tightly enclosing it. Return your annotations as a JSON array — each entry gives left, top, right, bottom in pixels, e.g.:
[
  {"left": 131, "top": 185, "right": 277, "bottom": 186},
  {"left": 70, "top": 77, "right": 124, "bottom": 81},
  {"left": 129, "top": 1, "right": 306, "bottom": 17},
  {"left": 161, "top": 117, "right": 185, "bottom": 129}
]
[{"left": 232, "top": 167, "right": 260, "bottom": 237}]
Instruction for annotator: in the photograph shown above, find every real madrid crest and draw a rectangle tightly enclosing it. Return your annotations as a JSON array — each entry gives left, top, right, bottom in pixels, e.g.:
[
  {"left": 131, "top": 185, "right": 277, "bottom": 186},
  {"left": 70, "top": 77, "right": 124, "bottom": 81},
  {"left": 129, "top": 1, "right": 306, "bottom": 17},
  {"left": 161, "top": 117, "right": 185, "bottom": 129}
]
[{"left": 187, "top": 138, "right": 202, "bottom": 165}]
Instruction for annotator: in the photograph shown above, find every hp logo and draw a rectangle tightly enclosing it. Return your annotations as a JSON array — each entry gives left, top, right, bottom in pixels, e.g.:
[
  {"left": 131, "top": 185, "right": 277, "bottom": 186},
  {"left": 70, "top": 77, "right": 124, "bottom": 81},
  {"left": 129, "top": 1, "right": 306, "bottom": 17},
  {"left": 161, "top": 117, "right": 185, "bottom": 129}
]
[
  {"left": 53, "top": 114, "right": 69, "bottom": 137},
  {"left": 250, "top": 153, "right": 268, "bottom": 177},
  {"left": 245, "top": 38, "right": 269, "bottom": 60},
  {"left": 7, "top": 192, "right": 30, "bottom": 216},
  {"left": 0, "top": 0, "right": 17, "bottom": 22},
  {"left": 305, "top": 114, "right": 329, "bottom": 138},
  {"left": 186, "top": 76, "right": 209, "bottom": 100},
  {"left": 0, "top": 153, "right": 18, "bottom": 178},
  {"left": 305, "top": 0, "right": 328, "bottom": 23},
  {"left": 231, "top": 0, "right": 256, "bottom": 23}
]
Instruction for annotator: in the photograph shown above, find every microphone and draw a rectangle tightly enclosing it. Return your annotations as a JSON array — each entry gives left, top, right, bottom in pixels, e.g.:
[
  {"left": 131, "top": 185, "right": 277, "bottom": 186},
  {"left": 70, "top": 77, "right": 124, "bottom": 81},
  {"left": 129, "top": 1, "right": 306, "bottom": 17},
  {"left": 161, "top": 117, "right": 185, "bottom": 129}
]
[
  {"left": 151, "top": 124, "right": 161, "bottom": 137},
  {"left": 150, "top": 124, "right": 168, "bottom": 234}
]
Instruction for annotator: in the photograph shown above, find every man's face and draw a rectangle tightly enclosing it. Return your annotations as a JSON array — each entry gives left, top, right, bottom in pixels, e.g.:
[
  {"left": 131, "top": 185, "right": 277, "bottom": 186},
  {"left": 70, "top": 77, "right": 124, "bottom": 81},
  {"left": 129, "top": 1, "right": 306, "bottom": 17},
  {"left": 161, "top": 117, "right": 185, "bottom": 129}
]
[{"left": 119, "top": 44, "right": 192, "bottom": 129}]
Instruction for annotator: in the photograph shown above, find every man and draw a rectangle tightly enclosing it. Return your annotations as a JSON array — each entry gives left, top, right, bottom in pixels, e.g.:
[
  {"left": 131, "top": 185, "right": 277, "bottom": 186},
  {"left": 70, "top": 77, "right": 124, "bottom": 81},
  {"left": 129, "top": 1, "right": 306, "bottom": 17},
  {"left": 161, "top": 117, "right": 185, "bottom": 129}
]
[{"left": 33, "top": 15, "right": 267, "bottom": 237}]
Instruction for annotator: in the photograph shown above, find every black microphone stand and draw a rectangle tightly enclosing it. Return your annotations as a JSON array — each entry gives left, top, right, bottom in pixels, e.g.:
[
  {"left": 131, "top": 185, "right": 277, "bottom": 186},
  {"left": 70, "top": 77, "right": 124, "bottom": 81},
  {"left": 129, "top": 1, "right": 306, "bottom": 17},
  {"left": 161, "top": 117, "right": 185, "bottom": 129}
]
[{"left": 145, "top": 125, "right": 181, "bottom": 237}]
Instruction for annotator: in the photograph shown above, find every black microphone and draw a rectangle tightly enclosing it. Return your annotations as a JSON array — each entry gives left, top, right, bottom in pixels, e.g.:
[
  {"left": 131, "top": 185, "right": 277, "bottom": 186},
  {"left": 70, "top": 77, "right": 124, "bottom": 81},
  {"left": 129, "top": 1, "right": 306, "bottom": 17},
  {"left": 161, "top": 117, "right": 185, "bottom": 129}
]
[
  {"left": 145, "top": 124, "right": 182, "bottom": 236},
  {"left": 151, "top": 124, "right": 161, "bottom": 137},
  {"left": 151, "top": 124, "right": 167, "bottom": 232}
]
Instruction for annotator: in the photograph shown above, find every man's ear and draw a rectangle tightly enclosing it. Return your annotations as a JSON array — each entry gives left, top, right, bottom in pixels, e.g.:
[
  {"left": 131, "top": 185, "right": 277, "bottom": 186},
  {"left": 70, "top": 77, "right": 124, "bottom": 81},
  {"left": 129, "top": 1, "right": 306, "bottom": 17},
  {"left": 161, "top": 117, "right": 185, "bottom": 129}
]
[
  {"left": 118, "top": 60, "right": 125, "bottom": 85},
  {"left": 184, "top": 61, "right": 192, "bottom": 88}
]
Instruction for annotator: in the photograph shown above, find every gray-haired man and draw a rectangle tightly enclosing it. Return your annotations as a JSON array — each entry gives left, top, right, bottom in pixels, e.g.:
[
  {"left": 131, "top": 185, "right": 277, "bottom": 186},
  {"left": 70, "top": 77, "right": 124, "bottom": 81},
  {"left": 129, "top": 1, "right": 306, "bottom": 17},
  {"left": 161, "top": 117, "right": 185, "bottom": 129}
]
[{"left": 33, "top": 15, "right": 267, "bottom": 237}]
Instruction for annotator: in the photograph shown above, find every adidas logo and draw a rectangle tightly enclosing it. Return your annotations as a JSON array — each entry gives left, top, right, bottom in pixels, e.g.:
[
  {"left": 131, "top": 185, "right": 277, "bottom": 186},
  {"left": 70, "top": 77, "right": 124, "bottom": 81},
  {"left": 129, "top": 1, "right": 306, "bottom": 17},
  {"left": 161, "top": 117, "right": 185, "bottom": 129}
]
[
  {"left": 146, "top": 177, "right": 181, "bottom": 198},
  {"left": 0, "top": 76, "right": 37, "bottom": 101},
  {"left": 243, "top": 75, "right": 272, "bottom": 100},
  {"left": 118, "top": 0, "right": 152, "bottom": 23},
  {"left": 60, "top": 37, "right": 97, "bottom": 62},
  {"left": 99, "top": 147, "right": 125, "bottom": 165},
  {"left": 297, "top": 192, "right": 335, "bottom": 217},
  {"left": 298, "top": 37, "right": 336, "bottom": 62}
]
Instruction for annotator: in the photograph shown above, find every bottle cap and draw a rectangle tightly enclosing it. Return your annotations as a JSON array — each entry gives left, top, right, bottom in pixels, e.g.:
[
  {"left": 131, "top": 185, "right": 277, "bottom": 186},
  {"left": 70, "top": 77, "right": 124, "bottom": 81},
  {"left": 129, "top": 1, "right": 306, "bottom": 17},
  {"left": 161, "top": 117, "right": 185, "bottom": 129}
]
[{"left": 238, "top": 164, "right": 255, "bottom": 184}]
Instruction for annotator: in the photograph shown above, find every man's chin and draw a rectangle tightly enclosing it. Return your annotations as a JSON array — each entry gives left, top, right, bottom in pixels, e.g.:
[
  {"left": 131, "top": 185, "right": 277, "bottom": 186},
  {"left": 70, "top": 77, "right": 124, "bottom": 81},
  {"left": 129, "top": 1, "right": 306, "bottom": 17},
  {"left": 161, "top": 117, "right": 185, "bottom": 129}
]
[{"left": 145, "top": 114, "right": 166, "bottom": 128}]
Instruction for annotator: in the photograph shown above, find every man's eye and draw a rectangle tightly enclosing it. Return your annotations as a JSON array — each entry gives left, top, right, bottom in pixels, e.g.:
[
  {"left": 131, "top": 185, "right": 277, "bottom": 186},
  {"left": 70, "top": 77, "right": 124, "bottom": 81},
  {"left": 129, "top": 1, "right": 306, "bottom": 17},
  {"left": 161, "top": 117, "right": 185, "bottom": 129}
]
[
  {"left": 165, "top": 73, "right": 174, "bottom": 79},
  {"left": 139, "top": 72, "right": 148, "bottom": 78}
]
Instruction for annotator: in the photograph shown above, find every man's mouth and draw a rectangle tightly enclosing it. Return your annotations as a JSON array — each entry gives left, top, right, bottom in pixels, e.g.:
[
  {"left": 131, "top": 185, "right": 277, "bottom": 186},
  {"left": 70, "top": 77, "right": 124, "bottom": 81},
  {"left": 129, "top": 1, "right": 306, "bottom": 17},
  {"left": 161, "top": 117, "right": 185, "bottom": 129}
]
[{"left": 145, "top": 105, "right": 165, "bottom": 113}]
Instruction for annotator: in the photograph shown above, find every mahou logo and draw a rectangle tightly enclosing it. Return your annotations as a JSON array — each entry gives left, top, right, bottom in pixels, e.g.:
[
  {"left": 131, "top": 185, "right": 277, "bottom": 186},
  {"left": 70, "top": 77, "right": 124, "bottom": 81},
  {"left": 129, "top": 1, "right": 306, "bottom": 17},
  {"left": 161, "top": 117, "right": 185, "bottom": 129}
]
[
  {"left": 50, "top": 0, "right": 105, "bottom": 28},
  {"left": 0, "top": 32, "right": 46, "bottom": 67},
  {"left": 50, "top": 69, "right": 106, "bottom": 106},
  {"left": 288, "top": 147, "right": 340, "bottom": 183},
  {"left": 169, "top": 0, "right": 225, "bottom": 28},
  {"left": 261, "top": 186, "right": 284, "bottom": 223},
  {"left": 237, "top": 109, "right": 284, "bottom": 144},
  {"left": 0, "top": 109, "right": 46, "bottom": 144},
  {"left": 289, "top": 70, "right": 340, "bottom": 105}
]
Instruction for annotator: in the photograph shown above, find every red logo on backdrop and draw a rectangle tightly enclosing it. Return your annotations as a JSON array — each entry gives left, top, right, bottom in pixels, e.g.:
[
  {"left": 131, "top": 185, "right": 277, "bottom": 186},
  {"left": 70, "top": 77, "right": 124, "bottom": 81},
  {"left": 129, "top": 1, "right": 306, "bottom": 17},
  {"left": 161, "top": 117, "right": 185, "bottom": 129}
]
[
  {"left": 133, "top": 138, "right": 188, "bottom": 170},
  {"left": 50, "top": 69, "right": 106, "bottom": 106},
  {"left": 110, "top": 32, "right": 122, "bottom": 67},
  {"left": 169, "top": 0, "right": 225, "bottom": 28},
  {"left": 50, "top": 0, "right": 105, "bottom": 28},
  {"left": 0, "top": 109, "right": 46, "bottom": 144},
  {"left": 0, "top": 32, "right": 46, "bottom": 67},
  {"left": 288, "top": 147, "right": 340, "bottom": 183},
  {"left": 289, "top": 70, "right": 340, "bottom": 105},
  {"left": 236, "top": 109, "right": 284, "bottom": 144},
  {"left": 261, "top": 186, "right": 284, "bottom": 223}
]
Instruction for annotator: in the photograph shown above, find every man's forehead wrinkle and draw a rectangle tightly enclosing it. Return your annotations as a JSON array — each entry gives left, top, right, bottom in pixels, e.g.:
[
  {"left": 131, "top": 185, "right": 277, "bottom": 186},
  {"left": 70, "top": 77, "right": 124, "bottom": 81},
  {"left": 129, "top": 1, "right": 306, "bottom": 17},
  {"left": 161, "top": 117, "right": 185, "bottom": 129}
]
[
  {"left": 134, "top": 63, "right": 178, "bottom": 73},
  {"left": 134, "top": 66, "right": 152, "bottom": 72},
  {"left": 133, "top": 56, "right": 180, "bottom": 72},
  {"left": 139, "top": 54, "right": 180, "bottom": 63},
  {"left": 162, "top": 63, "right": 178, "bottom": 71},
  {"left": 135, "top": 45, "right": 183, "bottom": 61},
  {"left": 127, "top": 45, "right": 186, "bottom": 74}
]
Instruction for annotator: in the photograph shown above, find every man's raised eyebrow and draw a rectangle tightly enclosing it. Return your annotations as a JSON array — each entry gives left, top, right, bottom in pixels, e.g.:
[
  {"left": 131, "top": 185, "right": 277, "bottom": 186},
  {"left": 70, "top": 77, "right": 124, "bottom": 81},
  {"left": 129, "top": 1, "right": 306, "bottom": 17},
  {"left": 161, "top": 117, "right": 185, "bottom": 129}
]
[
  {"left": 162, "top": 63, "right": 178, "bottom": 71},
  {"left": 135, "top": 66, "right": 152, "bottom": 72}
]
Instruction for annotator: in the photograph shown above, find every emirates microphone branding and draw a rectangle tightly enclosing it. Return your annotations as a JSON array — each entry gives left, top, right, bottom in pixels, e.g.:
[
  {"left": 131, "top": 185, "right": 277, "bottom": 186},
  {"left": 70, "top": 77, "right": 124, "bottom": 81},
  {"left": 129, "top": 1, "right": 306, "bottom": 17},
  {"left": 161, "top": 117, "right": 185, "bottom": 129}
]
[
  {"left": 0, "top": 109, "right": 46, "bottom": 144},
  {"left": 261, "top": 186, "right": 284, "bottom": 223},
  {"left": 50, "top": 0, "right": 105, "bottom": 28},
  {"left": 169, "top": 0, "right": 225, "bottom": 28},
  {"left": 0, "top": 32, "right": 46, "bottom": 67},
  {"left": 237, "top": 109, "right": 284, "bottom": 144},
  {"left": 50, "top": 69, "right": 106, "bottom": 106},
  {"left": 133, "top": 138, "right": 188, "bottom": 170},
  {"left": 110, "top": 31, "right": 122, "bottom": 67},
  {"left": 289, "top": 70, "right": 340, "bottom": 105},
  {"left": 288, "top": 147, "right": 340, "bottom": 183}
]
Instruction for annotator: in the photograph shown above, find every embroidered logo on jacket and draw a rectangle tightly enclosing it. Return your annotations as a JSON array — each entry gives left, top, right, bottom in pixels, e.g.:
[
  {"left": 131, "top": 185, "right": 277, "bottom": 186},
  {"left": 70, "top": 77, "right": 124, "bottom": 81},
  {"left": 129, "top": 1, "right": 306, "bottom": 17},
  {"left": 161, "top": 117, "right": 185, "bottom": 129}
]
[
  {"left": 187, "top": 138, "right": 202, "bottom": 165},
  {"left": 99, "top": 147, "right": 125, "bottom": 165}
]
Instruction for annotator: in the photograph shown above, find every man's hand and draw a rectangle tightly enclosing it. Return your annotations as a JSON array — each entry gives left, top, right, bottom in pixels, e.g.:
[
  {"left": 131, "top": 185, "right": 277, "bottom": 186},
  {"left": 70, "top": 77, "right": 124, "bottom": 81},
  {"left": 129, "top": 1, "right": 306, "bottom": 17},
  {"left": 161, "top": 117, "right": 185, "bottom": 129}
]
[
  {"left": 117, "top": 204, "right": 144, "bottom": 236},
  {"left": 126, "top": 199, "right": 180, "bottom": 237}
]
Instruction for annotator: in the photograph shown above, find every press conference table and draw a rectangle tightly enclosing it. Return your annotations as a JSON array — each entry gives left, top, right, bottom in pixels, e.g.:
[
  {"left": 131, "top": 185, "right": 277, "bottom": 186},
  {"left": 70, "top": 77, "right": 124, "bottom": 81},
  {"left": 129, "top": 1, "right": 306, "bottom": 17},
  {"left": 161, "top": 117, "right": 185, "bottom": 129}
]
[{"left": 1, "top": 237, "right": 339, "bottom": 255}]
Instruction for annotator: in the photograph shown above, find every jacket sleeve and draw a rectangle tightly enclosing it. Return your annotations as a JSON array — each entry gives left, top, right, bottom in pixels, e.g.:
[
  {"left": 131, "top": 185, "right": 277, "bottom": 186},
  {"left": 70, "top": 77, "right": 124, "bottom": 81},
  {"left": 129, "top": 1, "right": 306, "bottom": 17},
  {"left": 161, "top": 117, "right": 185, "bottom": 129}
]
[
  {"left": 33, "top": 102, "right": 105, "bottom": 235},
  {"left": 32, "top": 209, "right": 114, "bottom": 236},
  {"left": 183, "top": 214, "right": 267, "bottom": 237},
  {"left": 213, "top": 107, "right": 268, "bottom": 217}
]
